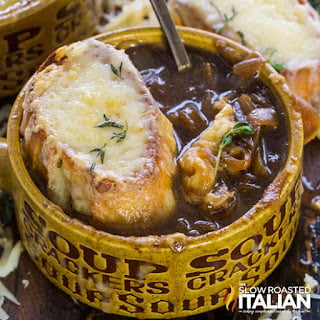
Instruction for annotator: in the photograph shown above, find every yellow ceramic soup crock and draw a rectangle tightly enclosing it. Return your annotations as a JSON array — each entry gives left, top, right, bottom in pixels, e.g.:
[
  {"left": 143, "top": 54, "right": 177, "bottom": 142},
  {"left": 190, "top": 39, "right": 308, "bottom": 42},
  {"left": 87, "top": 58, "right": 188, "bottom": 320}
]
[
  {"left": 0, "top": 0, "right": 102, "bottom": 98},
  {"left": 0, "top": 27, "right": 303, "bottom": 318}
]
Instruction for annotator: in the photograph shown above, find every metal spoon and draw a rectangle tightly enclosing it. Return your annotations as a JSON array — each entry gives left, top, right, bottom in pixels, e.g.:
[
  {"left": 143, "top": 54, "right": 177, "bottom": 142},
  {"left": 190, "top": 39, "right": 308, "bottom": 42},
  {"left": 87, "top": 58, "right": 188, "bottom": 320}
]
[{"left": 149, "top": 0, "right": 191, "bottom": 72}]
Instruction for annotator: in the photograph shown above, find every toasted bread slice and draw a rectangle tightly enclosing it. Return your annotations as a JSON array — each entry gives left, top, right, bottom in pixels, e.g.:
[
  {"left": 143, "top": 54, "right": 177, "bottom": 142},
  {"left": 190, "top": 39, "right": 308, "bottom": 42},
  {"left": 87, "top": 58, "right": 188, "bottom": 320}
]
[{"left": 20, "top": 38, "right": 177, "bottom": 233}]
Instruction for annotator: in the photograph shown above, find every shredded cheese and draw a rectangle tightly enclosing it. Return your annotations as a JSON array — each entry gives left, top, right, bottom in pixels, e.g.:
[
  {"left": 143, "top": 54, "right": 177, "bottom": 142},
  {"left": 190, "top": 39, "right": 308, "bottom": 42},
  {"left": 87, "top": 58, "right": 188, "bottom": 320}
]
[
  {"left": 0, "top": 226, "right": 24, "bottom": 320},
  {"left": 0, "top": 240, "right": 23, "bottom": 278},
  {"left": 21, "top": 279, "right": 29, "bottom": 289}
]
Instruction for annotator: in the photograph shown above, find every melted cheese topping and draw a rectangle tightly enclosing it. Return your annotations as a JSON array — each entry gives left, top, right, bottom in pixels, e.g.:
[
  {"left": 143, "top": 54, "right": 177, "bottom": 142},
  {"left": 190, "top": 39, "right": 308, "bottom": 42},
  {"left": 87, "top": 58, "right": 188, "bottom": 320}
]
[
  {"left": 180, "top": 0, "right": 320, "bottom": 70},
  {"left": 31, "top": 40, "right": 152, "bottom": 179},
  {"left": 98, "top": 0, "right": 158, "bottom": 32}
]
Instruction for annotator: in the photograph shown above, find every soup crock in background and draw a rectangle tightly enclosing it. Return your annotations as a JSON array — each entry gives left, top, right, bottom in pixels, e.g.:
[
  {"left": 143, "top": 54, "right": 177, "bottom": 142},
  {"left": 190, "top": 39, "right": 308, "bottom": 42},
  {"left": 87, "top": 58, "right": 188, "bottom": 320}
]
[
  {"left": 0, "top": 27, "right": 303, "bottom": 318},
  {"left": 0, "top": 0, "right": 102, "bottom": 98}
]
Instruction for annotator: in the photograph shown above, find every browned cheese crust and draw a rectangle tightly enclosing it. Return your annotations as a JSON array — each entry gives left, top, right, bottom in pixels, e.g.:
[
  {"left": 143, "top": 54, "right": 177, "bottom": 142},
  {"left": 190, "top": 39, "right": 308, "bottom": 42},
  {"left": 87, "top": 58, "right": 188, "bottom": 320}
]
[{"left": 20, "top": 39, "right": 177, "bottom": 233}]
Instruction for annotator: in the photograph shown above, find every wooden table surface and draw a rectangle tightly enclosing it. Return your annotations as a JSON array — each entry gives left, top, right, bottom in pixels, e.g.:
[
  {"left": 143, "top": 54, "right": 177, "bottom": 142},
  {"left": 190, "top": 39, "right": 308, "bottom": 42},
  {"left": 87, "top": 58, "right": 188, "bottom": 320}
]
[{"left": 0, "top": 101, "right": 319, "bottom": 320}]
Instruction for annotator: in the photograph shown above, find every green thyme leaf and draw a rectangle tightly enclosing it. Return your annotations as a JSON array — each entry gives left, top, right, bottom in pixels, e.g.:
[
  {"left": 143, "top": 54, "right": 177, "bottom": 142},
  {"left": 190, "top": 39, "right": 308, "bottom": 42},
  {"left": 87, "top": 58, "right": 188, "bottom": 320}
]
[
  {"left": 88, "top": 162, "right": 96, "bottom": 174},
  {"left": 220, "top": 133, "right": 233, "bottom": 149},
  {"left": 237, "top": 30, "right": 246, "bottom": 45},
  {"left": 95, "top": 114, "right": 124, "bottom": 128},
  {"left": 271, "top": 62, "right": 286, "bottom": 72},
  {"left": 223, "top": 6, "right": 237, "bottom": 23},
  {"left": 111, "top": 62, "right": 123, "bottom": 79},
  {"left": 90, "top": 143, "right": 107, "bottom": 164},
  {"left": 265, "top": 48, "right": 286, "bottom": 72},
  {"left": 111, "top": 131, "right": 126, "bottom": 142},
  {"left": 111, "top": 120, "right": 128, "bottom": 143},
  {"left": 231, "top": 121, "right": 255, "bottom": 135}
]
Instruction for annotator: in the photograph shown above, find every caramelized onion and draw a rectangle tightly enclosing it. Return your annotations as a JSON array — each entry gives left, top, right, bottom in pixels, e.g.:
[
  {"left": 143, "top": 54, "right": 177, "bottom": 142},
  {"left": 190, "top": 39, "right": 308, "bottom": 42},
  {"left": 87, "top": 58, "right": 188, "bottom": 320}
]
[
  {"left": 167, "top": 103, "right": 207, "bottom": 139},
  {"left": 176, "top": 218, "right": 218, "bottom": 236},
  {"left": 252, "top": 145, "right": 270, "bottom": 177},
  {"left": 204, "top": 62, "right": 216, "bottom": 90},
  {"left": 250, "top": 93, "right": 275, "bottom": 108},
  {"left": 179, "top": 101, "right": 235, "bottom": 207},
  {"left": 238, "top": 173, "right": 262, "bottom": 193},
  {"left": 179, "top": 146, "right": 215, "bottom": 204},
  {"left": 201, "top": 90, "right": 217, "bottom": 116},
  {"left": 215, "top": 39, "right": 243, "bottom": 65},
  {"left": 203, "top": 180, "right": 235, "bottom": 213},
  {"left": 237, "top": 94, "right": 255, "bottom": 115},
  {"left": 247, "top": 108, "right": 279, "bottom": 128},
  {"left": 232, "top": 52, "right": 265, "bottom": 78},
  {"left": 222, "top": 146, "right": 251, "bottom": 174}
]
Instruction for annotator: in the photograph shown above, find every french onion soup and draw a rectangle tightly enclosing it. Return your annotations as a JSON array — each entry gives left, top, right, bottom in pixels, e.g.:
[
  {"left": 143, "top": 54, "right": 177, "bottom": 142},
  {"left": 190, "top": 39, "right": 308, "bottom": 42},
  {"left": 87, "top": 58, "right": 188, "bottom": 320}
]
[
  {"left": 20, "top": 38, "right": 289, "bottom": 236},
  {"left": 169, "top": 0, "right": 320, "bottom": 141}
]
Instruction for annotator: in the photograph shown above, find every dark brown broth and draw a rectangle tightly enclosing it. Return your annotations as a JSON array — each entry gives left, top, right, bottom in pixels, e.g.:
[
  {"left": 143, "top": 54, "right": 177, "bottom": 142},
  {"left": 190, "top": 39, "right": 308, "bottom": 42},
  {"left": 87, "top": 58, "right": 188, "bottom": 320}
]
[
  {"left": 124, "top": 44, "right": 288, "bottom": 236},
  {"left": 28, "top": 44, "right": 289, "bottom": 237}
]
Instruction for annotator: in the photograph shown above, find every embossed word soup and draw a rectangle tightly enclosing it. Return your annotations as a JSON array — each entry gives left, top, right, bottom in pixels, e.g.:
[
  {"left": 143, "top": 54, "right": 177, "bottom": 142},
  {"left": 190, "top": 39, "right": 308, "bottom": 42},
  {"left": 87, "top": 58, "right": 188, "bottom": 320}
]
[{"left": 0, "top": 0, "right": 102, "bottom": 97}]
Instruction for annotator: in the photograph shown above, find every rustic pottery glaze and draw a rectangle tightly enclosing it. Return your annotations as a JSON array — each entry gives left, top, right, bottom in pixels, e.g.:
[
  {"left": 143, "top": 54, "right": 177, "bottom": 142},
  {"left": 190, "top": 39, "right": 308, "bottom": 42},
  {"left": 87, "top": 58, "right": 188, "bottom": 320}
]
[
  {"left": 0, "top": 27, "right": 303, "bottom": 318},
  {"left": 0, "top": 0, "right": 102, "bottom": 97}
]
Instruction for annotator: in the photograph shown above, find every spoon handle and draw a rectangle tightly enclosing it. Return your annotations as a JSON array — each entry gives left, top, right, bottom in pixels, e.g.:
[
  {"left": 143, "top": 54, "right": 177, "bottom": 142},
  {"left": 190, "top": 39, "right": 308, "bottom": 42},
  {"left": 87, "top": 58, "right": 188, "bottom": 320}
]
[{"left": 150, "top": 0, "right": 191, "bottom": 72}]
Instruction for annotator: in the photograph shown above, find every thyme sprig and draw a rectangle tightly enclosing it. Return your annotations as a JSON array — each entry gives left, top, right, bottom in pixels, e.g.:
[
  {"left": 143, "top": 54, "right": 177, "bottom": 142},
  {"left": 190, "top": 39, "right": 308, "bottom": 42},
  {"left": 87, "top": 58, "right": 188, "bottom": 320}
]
[
  {"left": 212, "top": 121, "right": 254, "bottom": 183},
  {"left": 88, "top": 162, "right": 96, "bottom": 174},
  {"left": 212, "top": 3, "right": 245, "bottom": 44},
  {"left": 265, "top": 48, "right": 286, "bottom": 72},
  {"left": 110, "top": 62, "right": 123, "bottom": 79},
  {"left": 111, "top": 120, "right": 128, "bottom": 143},
  {"left": 90, "top": 143, "right": 107, "bottom": 164},
  {"left": 95, "top": 114, "right": 124, "bottom": 129},
  {"left": 89, "top": 115, "right": 128, "bottom": 172},
  {"left": 223, "top": 6, "right": 237, "bottom": 23}
]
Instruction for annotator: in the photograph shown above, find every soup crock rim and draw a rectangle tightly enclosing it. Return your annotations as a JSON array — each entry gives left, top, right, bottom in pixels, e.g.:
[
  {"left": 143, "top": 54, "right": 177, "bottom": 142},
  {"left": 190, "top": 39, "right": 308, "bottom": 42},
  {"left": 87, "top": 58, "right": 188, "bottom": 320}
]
[
  {"left": 0, "top": 0, "right": 57, "bottom": 25},
  {"left": 7, "top": 26, "right": 303, "bottom": 249}
]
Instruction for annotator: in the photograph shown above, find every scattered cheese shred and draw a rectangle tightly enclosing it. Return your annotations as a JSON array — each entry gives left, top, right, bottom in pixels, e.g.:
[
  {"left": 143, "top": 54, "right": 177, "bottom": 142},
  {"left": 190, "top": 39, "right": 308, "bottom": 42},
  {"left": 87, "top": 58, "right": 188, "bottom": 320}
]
[
  {"left": 0, "top": 241, "right": 24, "bottom": 278},
  {"left": 0, "top": 282, "right": 19, "bottom": 306},
  {"left": 21, "top": 279, "right": 29, "bottom": 289},
  {"left": 0, "top": 296, "right": 8, "bottom": 320},
  {"left": 0, "top": 226, "right": 24, "bottom": 320}
]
